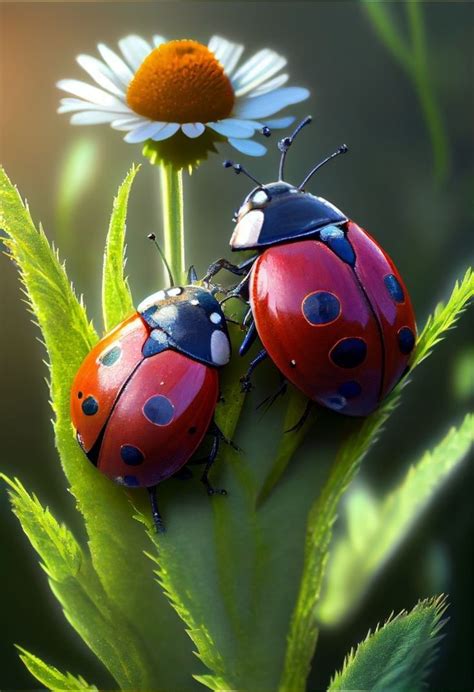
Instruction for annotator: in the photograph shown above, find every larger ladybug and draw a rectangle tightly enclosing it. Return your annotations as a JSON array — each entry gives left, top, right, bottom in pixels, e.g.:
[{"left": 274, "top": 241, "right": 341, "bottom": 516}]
[
  {"left": 71, "top": 269, "right": 232, "bottom": 531},
  {"left": 205, "top": 116, "right": 416, "bottom": 418}
]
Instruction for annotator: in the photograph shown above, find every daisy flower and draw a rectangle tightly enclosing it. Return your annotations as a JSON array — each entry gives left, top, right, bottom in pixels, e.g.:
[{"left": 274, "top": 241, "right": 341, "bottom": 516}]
[{"left": 57, "top": 34, "right": 309, "bottom": 158}]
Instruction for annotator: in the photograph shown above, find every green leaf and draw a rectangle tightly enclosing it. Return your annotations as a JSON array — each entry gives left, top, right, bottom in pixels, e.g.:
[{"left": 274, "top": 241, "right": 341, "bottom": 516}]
[
  {"left": 17, "top": 647, "right": 97, "bottom": 691},
  {"left": 101, "top": 164, "right": 138, "bottom": 332},
  {"left": 328, "top": 596, "right": 448, "bottom": 691},
  {"left": 256, "top": 388, "right": 314, "bottom": 507},
  {"left": 362, "top": 1, "right": 450, "bottom": 181},
  {"left": 279, "top": 267, "right": 473, "bottom": 692},
  {"left": 0, "top": 167, "right": 197, "bottom": 690},
  {"left": 318, "top": 414, "right": 473, "bottom": 625},
  {"left": 1, "top": 475, "right": 82, "bottom": 582},
  {"left": 2, "top": 475, "right": 149, "bottom": 689},
  {"left": 414, "top": 268, "right": 474, "bottom": 367}
]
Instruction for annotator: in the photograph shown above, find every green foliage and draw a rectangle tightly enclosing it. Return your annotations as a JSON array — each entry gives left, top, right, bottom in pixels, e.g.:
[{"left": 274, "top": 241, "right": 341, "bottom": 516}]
[
  {"left": 362, "top": 1, "right": 449, "bottom": 182},
  {"left": 318, "top": 414, "right": 473, "bottom": 625},
  {"left": 101, "top": 164, "right": 138, "bottom": 332},
  {"left": 17, "top": 647, "right": 97, "bottom": 691},
  {"left": 1, "top": 475, "right": 82, "bottom": 582},
  {"left": 0, "top": 166, "right": 197, "bottom": 690},
  {"left": 1, "top": 163, "right": 472, "bottom": 691},
  {"left": 279, "top": 268, "right": 474, "bottom": 692},
  {"left": 414, "top": 268, "right": 474, "bottom": 367},
  {"left": 328, "top": 596, "right": 448, "bottom": 691}
]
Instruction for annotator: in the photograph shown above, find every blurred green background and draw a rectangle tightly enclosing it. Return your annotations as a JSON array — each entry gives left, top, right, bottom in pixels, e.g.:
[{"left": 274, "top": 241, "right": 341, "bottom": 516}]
[{"left": 0, "top": 2, "right": 472, "bottom": 689}]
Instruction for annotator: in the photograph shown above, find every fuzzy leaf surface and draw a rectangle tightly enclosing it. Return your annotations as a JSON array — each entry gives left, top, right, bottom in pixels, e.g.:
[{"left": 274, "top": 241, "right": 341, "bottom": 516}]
[
  {"left": 328, "top": 596, "right": 448, "bottom": 691},
  {"left": 0, "top": 167, "right": 198, "bottom": 690},
  {"left": 318, "top": 414, "right": 473, "bottom": 625},
  {"left": 101, "top": 164, "right": 137, "bottom": 332},
  {"left": 17, "top": 647, "right": 97, "bottom": 691}
]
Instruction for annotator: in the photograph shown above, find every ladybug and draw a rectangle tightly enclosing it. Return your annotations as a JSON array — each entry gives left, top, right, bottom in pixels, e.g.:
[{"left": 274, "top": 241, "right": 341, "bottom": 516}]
[
  {"left": 205, "top": 116, "right": 416, "bottom": 419},
  {"left": 70, "top": 266, "right": 232, "bottom": 532}
]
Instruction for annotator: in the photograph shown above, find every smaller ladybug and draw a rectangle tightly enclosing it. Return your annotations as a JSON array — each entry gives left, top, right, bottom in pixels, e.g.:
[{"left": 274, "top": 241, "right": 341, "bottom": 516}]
[
  {"left": 205, "top": 116, "right": 416, "bottom": 421},
  {"left": 71, "top": 264, "right": 232, "bottom": 532}
]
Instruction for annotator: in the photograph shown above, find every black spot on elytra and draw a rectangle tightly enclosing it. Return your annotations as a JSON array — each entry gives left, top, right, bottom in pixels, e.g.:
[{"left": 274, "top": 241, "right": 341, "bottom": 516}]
[
  {"left": 143, "top": 395, "right": 174, "bottom": 425},
  {"left": 82, "top": 396, "right": 98, "bottom": 416},
  {"left": 330, "top": 338, "right": 367, "bottom": 369},
  {"left": 398, "top": 327, "right": 415, "bottom": 354},
  {"left": 302, "top": 291, "right": 340, "bottom": 325},
  {"left": 384, "top": 274, "right": 404, "bottom": 303},
  {"left": 120, "top": 445, "right": 145, "bottom": 466}
]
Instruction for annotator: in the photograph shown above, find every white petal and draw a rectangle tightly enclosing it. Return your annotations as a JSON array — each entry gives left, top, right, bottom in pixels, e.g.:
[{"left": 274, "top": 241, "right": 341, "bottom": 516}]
[
  {"left": 232, "top": 49, "right": 287, "bottom": 96},
  {"left": 248, "top": 73, "right": 289, "bottom": 97},
  {"left": 76, "top": 55, "right": 125, "bottom": 97},
  {"left": 263, "top": 116, "right": 296, "bottom": 129},
  {"left": 228, "top": 138, "right": 267, "bottom": 157},
  {"left": 70, "top": 111, "right": 119, "bottom": 125},
  {"left": 151, "top": 123, "right": 180, "bottom": 141},
  {"left": 235, "top": 87, "right": 310, "bottom": 119},
  {"left": 57, "top": 79, "right": 126, "bottom": 108},
  {"left": 181, "top": 122, "right": 205, "bottom": 138},
  {"left": 118, "top": 35, "right": 152, "bottom": 71},
  {"left": 58, "top": 97, "right": 132, "bottom": 115},
  {"left": 153, "top": 35, "right": 166, "bottom": 48},
  {"left": 111, "top": 116, "right": 148, "bottom": 131},
  {"left": 208, "top": 35, "right": 244, "bottom": 76},
  {"left": 208, "top": 118, "right": 256, "bottom": 138},
  {"left": 97, "top": 43, "right": 134, "bottom": 87},
  {"left": 124, "top": 121, "right": 170, "bottom": 143}
]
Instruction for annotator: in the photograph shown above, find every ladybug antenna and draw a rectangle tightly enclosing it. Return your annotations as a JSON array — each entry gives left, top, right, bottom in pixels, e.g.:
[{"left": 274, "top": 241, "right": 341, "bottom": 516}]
[
  {"left": 298, "top": 144, "right": 349, "bottom": 191},
  {"left": 147, "top": 233, "right": 175, "bottom": 287},
  {"left": 278, "top": 115, "right": 312, "bottom": 181},
  {"left": 223, "top": 160, "right": 264, "bottom": 188}
]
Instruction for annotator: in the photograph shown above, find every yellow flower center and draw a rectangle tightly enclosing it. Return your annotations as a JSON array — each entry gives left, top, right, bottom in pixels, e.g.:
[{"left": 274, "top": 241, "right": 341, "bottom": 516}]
[{"left": 126, "top": 39, "right": 235, "bottom": 124}]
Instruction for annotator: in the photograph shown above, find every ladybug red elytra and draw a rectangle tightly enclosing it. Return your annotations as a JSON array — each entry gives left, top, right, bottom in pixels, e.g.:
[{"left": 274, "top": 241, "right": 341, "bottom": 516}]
[
  {"left": 205, "top": 116, "right": 416, "bottom": 419},
  {"left": 71, "top": 267, "right": 232, "bottom": 532}
]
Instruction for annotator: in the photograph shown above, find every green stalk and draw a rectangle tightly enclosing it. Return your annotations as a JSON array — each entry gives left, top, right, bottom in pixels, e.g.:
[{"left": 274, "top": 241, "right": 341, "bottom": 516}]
[{"left": 158, "top": 162, "right": 185, "bottom": 285}]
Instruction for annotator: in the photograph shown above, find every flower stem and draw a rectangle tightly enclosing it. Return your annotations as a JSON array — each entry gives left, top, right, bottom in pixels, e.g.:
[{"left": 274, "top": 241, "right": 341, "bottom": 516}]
[{"left": 158, "top": 162, "right": 185, "bottom": 285}]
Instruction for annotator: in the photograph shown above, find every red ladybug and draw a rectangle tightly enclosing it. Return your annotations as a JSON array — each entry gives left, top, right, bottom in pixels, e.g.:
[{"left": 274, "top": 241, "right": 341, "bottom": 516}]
[
  {"left": 71, "top": 270, "right": 232, "bottom": 531},
  {"left": 205, "top": 116, "right": 416, "bottom": 419}
]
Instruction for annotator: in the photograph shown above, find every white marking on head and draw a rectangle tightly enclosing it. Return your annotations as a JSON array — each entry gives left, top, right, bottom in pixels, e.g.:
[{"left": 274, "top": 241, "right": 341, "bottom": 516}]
[
  {"left": 252, "top": 189, "right": 269, "bottom": 206},
  {"left": 137, "top": 290, "right": 166, "bottom": 313},
  {"left": 167, "top": 287, "right": 183, "bottom": 297},
  {"left": 154, "top": 304, "right": 178, "bottom": 322},
  {"left": 210, "top": 312, "right": 222, "bottom": 324},
  {"left": 230, "top": 210, "right": 264, "bottom": 249},
  {"left": 190, "top": 299, "right": 199, "bottom": 306},
  {"left": 210, "top": 330, "right": 230, "bottom": 365}
]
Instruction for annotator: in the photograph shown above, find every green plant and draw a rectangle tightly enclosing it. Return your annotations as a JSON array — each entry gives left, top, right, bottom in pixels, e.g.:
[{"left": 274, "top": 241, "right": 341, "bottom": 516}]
[
  {"left": 361, "top": 1, "right": 450, "bottom": 183},
  {"left": 1, "top": 160, "right": 472, "bottom": 691}
]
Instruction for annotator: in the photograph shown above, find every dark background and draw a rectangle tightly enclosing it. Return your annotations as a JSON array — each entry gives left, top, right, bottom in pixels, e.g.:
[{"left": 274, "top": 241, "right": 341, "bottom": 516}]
[{"left": 1, "top": 2, "right": 473, "bottom": 690}]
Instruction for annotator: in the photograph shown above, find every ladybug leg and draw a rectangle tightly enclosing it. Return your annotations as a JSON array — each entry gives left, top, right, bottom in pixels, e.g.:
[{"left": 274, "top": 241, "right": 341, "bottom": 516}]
[
  {"left": 200, "top": 434, "right": 227, "bottom": 497},
  {"left": 239, "top": 320, "right": 257, "bottom": 357},
  {"left": 240, "top": 349, "right": 268, "bottom": 392},
  {"left": 147, "top": 486, "right": 166, "bottom": 534},
  {"left": 203, "top": 255, "right": 257, "bottom": 284},
  {"left": 285, "top": 400, "right": 313, "bottom": 434},
  {"left": 256, "top": 377, "right": 288, "bottom": 416}
]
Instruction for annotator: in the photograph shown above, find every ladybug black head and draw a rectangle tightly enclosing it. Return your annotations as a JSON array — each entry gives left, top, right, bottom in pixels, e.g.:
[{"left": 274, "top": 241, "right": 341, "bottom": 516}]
[
  {"left": 225, "top": 116, "right": 349, "bottom": 251},
  {"left": 137, "top": 285, "right": 231, "bottom": 368}
]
